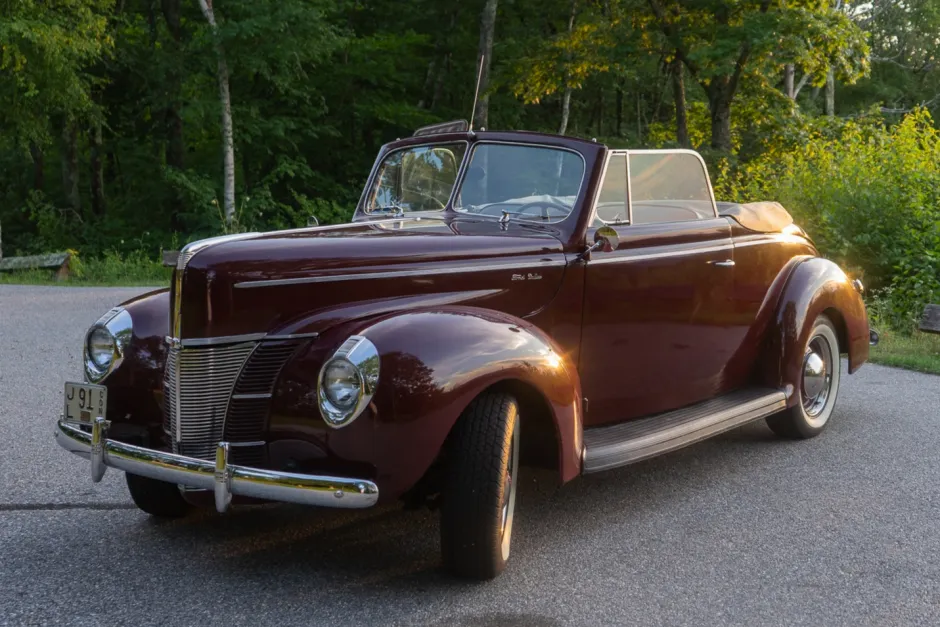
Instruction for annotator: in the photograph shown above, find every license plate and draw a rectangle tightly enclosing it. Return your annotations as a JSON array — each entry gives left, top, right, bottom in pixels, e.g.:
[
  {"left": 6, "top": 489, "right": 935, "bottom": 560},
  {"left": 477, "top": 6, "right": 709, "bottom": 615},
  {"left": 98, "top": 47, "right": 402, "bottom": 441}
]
[{"left": 64, "top": 382, "right": 108, "bottom": 424}]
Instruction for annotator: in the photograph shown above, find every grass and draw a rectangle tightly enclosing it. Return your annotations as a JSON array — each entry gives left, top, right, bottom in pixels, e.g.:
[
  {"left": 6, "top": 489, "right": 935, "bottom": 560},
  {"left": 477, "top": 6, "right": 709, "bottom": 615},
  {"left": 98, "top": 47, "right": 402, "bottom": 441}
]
[
  {"left": 869, "top": 330, "right": 940, "bottom": 376},
  {"left": 0, "top": 250, "right": 171, "bottom": 287}
]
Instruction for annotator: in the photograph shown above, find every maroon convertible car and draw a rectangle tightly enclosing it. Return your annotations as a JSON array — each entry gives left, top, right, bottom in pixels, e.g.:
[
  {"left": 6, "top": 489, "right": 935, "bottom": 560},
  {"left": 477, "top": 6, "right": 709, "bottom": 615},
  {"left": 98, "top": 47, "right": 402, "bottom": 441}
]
[{"left": 57, "top": 121, "right": 872, "bottom": 579}]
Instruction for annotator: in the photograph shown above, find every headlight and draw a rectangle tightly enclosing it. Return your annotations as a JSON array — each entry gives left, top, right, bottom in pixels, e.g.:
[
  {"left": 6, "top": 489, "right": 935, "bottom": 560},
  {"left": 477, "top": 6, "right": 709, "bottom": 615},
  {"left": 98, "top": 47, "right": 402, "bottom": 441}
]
[
  {"left": 317, "top": 336, "right": 379, "bottom": 428},
  {"left": 88, "top": 327, "right": 115, "bottom": 369},
  {"left": 322, "top": 359, "right": 361, "bottom": 409},
  {"left": 84, "top": 307, "right": 133, "bottom": 383}
]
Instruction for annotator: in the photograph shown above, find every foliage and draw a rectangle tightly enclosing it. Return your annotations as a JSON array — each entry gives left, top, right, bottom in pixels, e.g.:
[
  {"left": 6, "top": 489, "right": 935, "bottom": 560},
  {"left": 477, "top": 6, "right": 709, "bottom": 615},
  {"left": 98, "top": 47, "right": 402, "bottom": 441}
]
[
  {"left": 0, "top": 0, "right": 114, "bottom": 143},
  {"left": 719, "top": 109, "right": 940, "bottom": 330},
  {"left": 0, "top": 249, "right": 170, "bottom": 286},
  {"left": 0, "top": 0, "right": 938, "bottom": 334}
]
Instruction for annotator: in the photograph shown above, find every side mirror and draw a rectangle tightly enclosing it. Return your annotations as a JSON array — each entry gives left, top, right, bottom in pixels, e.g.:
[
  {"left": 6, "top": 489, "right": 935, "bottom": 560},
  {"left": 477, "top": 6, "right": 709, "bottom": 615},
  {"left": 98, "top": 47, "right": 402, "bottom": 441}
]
[
  {"left": 307, "top": 215, "right": 319, "bottom": 227},
  {"left": 579, "top": 225, "right": 620, "bottom": 262},
  {"left": 593, "top": 225, "right": 619, "bottom": 253}
]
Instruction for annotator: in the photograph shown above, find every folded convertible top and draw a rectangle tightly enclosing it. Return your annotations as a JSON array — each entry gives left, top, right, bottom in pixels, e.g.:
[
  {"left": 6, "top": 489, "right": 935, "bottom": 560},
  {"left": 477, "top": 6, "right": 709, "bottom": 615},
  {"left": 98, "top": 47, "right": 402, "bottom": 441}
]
[{"left": 716, "top": 201, "right": 794, "bottom": 234}]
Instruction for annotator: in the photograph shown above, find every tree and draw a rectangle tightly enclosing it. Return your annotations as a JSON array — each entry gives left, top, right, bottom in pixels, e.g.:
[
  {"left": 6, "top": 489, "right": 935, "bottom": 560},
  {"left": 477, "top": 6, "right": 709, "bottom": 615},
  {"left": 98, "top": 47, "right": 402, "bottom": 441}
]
[
  {"left": 645, "top": 0, "right": 869, "bottom": 151},
  {"left": 196, "top": 0, "right": 236, "bottom": 224},
  {"left": 473, "top": 0, "right": 499, "bottom": 129}
]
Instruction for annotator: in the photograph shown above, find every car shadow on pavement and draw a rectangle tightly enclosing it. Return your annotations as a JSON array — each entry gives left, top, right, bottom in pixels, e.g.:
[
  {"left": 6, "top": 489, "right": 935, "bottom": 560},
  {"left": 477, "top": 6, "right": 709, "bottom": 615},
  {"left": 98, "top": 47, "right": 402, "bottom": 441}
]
[{"left": 136, "top": 419, "right": 787, "bottom": 593}]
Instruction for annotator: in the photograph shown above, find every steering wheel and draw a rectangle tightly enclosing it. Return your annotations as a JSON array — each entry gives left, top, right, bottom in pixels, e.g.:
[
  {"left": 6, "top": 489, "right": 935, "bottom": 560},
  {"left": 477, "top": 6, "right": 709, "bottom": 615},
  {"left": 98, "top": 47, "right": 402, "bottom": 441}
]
[
  {"left": 516, "top": 201, "right": 570, "bottom": 220},
  {"left": 408, "top": 190, "right": 446, "bottom": 210}
]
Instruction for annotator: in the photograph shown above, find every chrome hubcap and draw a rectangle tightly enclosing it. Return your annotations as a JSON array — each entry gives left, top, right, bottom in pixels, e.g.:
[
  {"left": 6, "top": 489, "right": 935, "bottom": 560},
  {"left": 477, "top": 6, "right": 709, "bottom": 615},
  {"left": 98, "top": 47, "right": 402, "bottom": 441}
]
[{"left": 802, "top": 338, "right": 832, "bottom": 418}]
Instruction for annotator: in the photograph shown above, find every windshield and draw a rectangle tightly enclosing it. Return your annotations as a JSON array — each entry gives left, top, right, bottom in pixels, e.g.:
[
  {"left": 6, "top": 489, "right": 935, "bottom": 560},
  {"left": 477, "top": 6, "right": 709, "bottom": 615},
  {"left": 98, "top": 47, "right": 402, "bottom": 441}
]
[
  {"left": 454, "top": 144, "right": 584, "bottom": 222},
  {"left": 365, "top": 143, "right": 467, "bottom": 214}
]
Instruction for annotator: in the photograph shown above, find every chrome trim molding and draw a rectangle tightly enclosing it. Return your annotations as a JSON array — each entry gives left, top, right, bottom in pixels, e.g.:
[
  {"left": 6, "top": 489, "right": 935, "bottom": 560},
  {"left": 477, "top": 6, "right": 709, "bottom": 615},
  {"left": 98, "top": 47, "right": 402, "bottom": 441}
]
[
  {"left": 84, "top": 307, "right": 133, "bottom": 384},
  {"left": 172, "top": 232, "right": 261, "bottom": 339},
  {"left": 589, "top": 242, "right": 734, "bottom": 265},
  {"left": 317, "top": 336, "right": 380, "bottom": 428},
  {"left": 179, "top": 333, "right": 267, "bottom": 347},
  {"left": 582, "top": 388, "right": 787, "bottom": 473},
  {"left": 231, "top": 393, "right": 272, "bottom": 400},
  {"left": 165, "top": 332, "right": 319, "bottom": 346},
  {"left": 56, "top": 419, "right": 379, "bottom": 512},
  {"left": 264, "top": 332, "right": 320, "bottom": 341},
  {"left": 234, "top": 258, "right": 566, "bottom": 289}
]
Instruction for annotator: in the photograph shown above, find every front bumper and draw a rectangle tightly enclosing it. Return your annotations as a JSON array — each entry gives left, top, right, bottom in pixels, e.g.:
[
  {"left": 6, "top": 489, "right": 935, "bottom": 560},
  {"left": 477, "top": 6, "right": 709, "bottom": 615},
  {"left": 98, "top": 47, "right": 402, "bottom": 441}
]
[{"left": 55, "top": 418, "right": 379, "bottom": 512}]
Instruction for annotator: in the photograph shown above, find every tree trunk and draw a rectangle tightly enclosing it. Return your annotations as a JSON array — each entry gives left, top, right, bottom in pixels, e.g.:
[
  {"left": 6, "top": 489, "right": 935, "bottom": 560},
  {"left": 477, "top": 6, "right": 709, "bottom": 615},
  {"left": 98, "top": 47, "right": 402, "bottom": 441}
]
[
  {"left": 706, "top": 79, "right": 733, "bottom": 152},
  {"left": 162, "top": 0, "right": 185, "bottom": 230},
  {"left": 557, "top": 0, "right": 578, "bottom": 135},
  {"left": 825, "top": 67, "right": 835, "bottom": 116},
  {"left": 198, "top": 0, "right": 236, "bottom": 224},
  {"left": 89, "top": 122, "right": 105, "bottom": 215},
  {"left": 558, "top": 87, "right": 573, "bottom": 135},
  {"left": 419, "top": 2, "right": 459, "bottom": 110},
  {"left": 161, "top": 0, "right": 184, "bottom": 172},
  {"left": 615, "top": 81, "right": 623, "bottom": 137},
  {"left": 472, "top": 0, "right": 498, "bottom": 129},
  {"left": 784, "top": 64, "right": 795, "bottom": 99},
  {"left": 29, "top": 142, "right": 44, "bottom": 191},
  {"left": 431, "top": 53, "right": 450, "bottom": 110},
  {"left": 60, "top": 122, "right": 81, "bottom": 212},
  {"left": 672, "top": 58, "right": 689, "bottom": 147}
]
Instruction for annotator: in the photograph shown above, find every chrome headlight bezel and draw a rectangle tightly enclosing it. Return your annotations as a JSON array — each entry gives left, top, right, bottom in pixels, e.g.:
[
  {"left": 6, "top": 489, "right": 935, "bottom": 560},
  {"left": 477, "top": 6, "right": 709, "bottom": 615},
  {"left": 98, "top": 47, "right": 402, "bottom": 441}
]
[
  {"left": 317, "top": 336, "right": 379, "bottom": 428},
  {"left": 83, "top": 307, "right": 133, "bottom": 383}
]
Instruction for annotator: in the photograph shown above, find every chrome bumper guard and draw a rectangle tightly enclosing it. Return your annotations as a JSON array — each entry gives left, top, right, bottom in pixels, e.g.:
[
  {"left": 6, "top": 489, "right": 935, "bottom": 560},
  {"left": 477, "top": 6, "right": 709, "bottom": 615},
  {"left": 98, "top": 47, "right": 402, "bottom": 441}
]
[{"left": 55, "top": 418, "right": 379, "bottom": 513}]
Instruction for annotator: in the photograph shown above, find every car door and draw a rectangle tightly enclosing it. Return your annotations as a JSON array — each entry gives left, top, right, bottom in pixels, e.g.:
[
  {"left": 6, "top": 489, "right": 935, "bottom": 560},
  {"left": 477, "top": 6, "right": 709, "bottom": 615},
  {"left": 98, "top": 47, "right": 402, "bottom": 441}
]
[{"left": 579, "top": 150, "right": 738, "bottom": 427}]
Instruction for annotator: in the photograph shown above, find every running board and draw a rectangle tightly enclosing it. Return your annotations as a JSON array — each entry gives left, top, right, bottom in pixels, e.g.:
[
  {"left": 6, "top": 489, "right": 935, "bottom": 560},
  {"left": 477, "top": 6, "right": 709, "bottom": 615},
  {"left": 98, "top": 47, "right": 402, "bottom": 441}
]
[{"left": 582, "top": 387, "right": 787, "bottom": 474}]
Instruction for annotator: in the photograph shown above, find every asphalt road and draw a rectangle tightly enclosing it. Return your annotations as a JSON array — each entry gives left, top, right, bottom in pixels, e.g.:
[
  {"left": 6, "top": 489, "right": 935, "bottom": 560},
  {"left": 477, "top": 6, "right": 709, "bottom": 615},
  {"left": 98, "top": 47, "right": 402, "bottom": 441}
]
[{"left": 1, "top": 284, "right": 939, "bottom": 626}]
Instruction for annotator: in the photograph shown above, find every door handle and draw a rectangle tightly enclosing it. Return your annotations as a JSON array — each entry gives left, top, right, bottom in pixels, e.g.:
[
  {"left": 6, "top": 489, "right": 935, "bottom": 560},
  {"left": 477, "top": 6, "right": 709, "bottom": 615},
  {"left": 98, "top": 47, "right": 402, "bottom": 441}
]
[{"left": 709, "top": 259, "right": 735, "bottom": 267}]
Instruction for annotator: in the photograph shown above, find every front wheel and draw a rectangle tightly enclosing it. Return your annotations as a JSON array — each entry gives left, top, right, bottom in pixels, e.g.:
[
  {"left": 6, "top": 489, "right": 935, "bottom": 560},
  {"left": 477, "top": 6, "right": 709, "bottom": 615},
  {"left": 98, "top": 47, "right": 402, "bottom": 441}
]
[
  {"left": 440, "top": 392, "right": 520, "bottom": 580},
  {"left": 766, "top": 314, "right": 841, "bottom": 439},
  {"left": 126, "top": 473, "right": 193, "bottom": 518}
]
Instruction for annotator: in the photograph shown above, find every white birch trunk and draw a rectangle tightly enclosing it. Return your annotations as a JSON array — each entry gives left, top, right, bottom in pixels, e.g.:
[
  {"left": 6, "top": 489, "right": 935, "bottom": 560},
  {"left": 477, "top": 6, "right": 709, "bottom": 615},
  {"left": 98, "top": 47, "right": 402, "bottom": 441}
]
[
  {"left": 784, "top": 64, "right": 795, "bottom": 99},
  {"left": 197, "top": 0, "right": 236, "bottom": 224},
  {"left": 557, "top": 0, "right": 578, "bottom": 135}
]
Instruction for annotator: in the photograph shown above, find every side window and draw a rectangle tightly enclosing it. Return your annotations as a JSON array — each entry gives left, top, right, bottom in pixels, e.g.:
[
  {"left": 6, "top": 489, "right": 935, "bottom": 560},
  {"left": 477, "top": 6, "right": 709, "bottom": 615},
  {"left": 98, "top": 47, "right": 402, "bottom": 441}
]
[
  {"left": 595, "top": 154, "right": 627, "bottom": 224},
  {"left": 628, "top": 153, "right": 714, "bottom": 224}
]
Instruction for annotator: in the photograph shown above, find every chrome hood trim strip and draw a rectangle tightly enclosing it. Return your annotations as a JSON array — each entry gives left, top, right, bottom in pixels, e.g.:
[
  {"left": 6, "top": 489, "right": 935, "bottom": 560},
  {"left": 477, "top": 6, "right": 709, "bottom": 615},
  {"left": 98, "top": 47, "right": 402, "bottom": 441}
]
[{"left": 233, "top": 258, "right": 567, "bottom": 289}]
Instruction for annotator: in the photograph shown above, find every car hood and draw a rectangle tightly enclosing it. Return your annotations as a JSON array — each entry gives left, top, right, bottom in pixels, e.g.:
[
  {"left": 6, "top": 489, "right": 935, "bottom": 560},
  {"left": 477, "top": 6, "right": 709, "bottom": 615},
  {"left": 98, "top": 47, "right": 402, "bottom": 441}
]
[{"left": 174, "top": 216, "right": 570, "bottom": 339}]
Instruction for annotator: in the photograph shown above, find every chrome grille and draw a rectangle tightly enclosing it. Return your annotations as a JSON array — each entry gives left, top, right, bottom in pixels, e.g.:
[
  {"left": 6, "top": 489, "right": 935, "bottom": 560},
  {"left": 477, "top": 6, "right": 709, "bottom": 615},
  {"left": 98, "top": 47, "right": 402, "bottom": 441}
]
[
  {"left": 224, "top": 340, "right": 303, "bottom": 466},
  {"left": 163, "top": 341, "right": 257, "bottom": 461}
]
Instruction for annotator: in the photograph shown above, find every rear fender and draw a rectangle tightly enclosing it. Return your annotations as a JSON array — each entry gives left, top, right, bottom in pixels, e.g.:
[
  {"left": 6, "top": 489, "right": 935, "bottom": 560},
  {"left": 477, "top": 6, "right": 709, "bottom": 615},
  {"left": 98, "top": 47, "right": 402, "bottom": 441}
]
[
  {"left": 353, "top": 307, "right": 583, "bottom": 497},
  {"left": 761, "top": 257, "right": 869, "bottom": 405}
]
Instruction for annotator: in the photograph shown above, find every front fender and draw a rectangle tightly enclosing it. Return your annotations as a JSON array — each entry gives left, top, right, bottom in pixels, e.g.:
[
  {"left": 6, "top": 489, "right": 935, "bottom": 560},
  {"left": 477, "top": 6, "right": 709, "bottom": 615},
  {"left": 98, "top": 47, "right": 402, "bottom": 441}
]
[
  {"left": 761, "top": 257, "right": 869, "bottom": 403},
  {"left": 356, "top": 307, "right": 583, "bottom": 497},
  {"left": 101, "top": 289, "right": 170, "bottom": 443}
]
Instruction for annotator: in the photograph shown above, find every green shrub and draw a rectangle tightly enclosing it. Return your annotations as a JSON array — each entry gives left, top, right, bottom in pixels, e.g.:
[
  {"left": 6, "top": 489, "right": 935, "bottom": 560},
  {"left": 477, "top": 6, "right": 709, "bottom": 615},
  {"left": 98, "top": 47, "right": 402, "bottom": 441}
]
[{"left": 718, "top": 109, "right": 940, "bottom": 332}]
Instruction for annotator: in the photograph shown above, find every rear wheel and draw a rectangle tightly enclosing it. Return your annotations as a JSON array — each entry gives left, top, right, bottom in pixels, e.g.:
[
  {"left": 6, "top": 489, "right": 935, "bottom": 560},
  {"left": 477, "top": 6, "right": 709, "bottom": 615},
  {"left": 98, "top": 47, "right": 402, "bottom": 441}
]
[
  {"left": 767, "top": 314, "right": 841, "bottom": 439},
  {"left": 440, "top": 392, "right": 520, "bottom": 580},
  {"left": 126, "top": 473, "right": 193, "bottom": 518}
]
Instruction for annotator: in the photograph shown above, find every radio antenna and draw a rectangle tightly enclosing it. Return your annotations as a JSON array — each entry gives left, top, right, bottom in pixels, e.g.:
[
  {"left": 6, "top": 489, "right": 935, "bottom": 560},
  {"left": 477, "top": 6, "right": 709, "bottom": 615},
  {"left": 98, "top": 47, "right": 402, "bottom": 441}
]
[{"left": 469, "top": 54, "right": 485, "bottom": 132}]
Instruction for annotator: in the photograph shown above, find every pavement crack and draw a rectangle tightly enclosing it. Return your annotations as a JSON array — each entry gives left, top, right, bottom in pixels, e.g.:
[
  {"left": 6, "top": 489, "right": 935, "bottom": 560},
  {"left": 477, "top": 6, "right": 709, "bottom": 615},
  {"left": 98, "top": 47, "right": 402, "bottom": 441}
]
[{"left": 0, "top": 503, "right": 136, "bottom": 512}]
